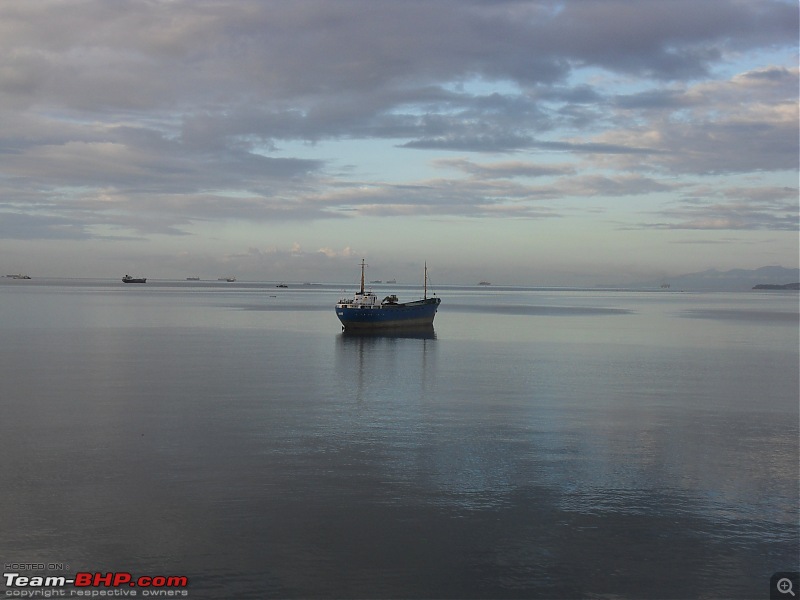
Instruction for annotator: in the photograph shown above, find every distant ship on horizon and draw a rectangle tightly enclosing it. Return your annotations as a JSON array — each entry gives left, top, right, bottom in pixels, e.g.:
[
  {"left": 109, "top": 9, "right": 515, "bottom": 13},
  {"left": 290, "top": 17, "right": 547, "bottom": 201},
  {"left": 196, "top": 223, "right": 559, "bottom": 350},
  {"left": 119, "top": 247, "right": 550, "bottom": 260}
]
[{"left": 122, "top": 275, "right": 146, "bottom": 283}]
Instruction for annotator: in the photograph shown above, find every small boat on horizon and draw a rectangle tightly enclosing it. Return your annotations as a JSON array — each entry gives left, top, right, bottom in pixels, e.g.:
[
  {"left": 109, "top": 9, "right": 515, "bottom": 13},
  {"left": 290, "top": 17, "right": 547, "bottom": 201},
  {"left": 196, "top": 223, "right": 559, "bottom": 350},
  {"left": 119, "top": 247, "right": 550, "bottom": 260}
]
[
  {"left": 122, "top": 275, "right": 146, "bottom": 283},
  {"left": 335, "top": 259, "right": 440, "bottom": 331}
]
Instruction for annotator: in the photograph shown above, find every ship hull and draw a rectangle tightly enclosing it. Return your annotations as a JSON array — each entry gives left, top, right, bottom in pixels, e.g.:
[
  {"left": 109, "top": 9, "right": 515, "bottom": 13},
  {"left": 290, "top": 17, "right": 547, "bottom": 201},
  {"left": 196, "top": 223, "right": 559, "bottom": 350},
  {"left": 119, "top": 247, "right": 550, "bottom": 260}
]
[{"left": 336, "top": 297, "right": 440, "bottom": 330}]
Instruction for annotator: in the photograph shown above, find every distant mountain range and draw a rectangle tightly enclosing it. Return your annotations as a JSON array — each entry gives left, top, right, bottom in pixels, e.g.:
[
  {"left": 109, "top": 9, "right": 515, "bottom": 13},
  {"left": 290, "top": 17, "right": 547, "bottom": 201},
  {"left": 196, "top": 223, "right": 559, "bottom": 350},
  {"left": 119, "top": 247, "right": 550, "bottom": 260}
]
[{"left": 626, "top": 266, "right": 800, "bottom": 291}]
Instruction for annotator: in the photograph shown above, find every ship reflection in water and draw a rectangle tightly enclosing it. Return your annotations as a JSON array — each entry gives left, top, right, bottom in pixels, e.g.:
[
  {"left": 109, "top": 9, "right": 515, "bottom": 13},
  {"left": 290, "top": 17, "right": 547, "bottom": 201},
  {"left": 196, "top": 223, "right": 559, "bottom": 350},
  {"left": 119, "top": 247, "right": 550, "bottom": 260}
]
[
  {"left": 335, "top": 327, "right": 438, "bottom": 405},
  {"left": 340, "top": 326, "right": 437, "bottom": 340}
]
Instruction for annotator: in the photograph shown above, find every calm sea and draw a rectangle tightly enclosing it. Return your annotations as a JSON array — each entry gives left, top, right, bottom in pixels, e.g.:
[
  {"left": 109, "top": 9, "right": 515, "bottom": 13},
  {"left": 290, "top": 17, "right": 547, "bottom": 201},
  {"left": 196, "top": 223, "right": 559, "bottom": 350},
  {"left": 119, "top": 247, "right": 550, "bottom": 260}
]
[{"left": 1, "top": 279, "right": 797, "bottom": 599}]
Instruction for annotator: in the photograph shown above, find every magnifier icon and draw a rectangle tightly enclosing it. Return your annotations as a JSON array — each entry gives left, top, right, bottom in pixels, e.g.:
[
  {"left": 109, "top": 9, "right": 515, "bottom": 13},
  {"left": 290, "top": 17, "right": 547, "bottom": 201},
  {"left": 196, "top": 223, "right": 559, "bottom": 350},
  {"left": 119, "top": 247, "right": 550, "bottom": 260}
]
[{"left": 778, "top": 578, "right": 796, "bottom": 596}]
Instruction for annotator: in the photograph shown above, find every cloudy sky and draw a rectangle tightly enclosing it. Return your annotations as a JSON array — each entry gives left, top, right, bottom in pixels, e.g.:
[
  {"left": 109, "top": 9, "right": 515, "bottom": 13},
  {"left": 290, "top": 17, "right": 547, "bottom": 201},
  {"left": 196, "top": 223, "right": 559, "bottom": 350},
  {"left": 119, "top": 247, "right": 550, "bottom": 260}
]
[{"left": 1, "top": 0, "right": 797, "bottom": 285}]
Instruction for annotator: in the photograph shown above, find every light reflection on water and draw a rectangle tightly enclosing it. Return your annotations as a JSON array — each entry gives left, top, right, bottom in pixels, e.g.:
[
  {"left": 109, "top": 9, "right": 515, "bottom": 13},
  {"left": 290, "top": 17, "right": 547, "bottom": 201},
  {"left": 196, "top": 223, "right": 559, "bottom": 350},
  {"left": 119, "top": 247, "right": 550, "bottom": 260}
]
[{"left": 0, "top": 280, "right": 797, "bottom": 598}]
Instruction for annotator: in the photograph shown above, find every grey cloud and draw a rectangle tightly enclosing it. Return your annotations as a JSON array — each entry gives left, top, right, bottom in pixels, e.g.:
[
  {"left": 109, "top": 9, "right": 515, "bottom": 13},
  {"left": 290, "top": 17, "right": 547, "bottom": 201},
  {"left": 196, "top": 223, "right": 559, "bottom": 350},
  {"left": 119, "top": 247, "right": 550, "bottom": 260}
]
[
  {"left": 649, "top": 211, "right": 799, "bottom": 231},
  {"left": 4, "top": 1, "right": 794, "bottom": 111},
  {"left": 304, "top": 176, "right": 564, "bottom": 219},
  {"left": 590, "top": 67, "right": 799, "bottom": 175},
  {"left": 401, "top": 133, "right": 535, "bottom": 152},
  {"left": 644, "top": 187, "right": 799, "bottom": 231},
  {"left": 0, "top": 212, "right": 93, "bottom": 240},
  {"left": 534, "top": 140, "right": 663, "bottom": 155},
  {"left": 433, "top": 158, "right": 576, "bottom": 179},
  {"left": 613, "top": 89, "right": 697, "bottom": 110},
  {"left": 299, "top": 170, "right": 677, "bottom": 220},
  {"left": 559, "top": 174, "right": 675, "bottom": 197},
  {"left": 0, "top": 0, "right": 795, "bottom": 240},
  {"left": 546, "top": 0, "right": 796, "bottom": 80},
  {"left": 740, "top": 66, "right": 795, "bottom": 82},
  {"left": 619, "top": 114, "right": 796, "bottom": 175}
]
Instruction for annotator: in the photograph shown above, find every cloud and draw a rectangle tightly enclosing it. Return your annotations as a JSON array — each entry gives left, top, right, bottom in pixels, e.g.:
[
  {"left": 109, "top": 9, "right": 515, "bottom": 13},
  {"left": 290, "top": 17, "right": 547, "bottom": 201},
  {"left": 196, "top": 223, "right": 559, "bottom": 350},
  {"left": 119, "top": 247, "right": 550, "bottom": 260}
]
[
  {"left": 643, "top": 185, "right": 799, "bottom": 231},
  {"left": 212, "top": 242, "right": 362, "bottom": 281},
  {"left": 0, "top": 0, "right": 796, "bottom": 248},
  {"left": 433, "top": 158, "right": 576, "bottom": 179},
  {"left": 317, "top": 246, "right": 355, "bottom": 259},
  {"left": 0, "top": 211, "right": 95, "bottom": 240},
  {"left": 590, "top": 66, "right": 800, "bottom": 174},
  {"left": 401, "top": 133, "right": 535, "bottom": 153}
]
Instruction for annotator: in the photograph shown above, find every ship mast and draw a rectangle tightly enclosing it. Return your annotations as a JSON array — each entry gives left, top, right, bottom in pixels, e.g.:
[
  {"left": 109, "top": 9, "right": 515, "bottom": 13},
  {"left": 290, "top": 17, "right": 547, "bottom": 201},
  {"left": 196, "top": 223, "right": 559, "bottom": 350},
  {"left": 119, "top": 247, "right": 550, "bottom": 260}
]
[
  {"left": 424, "top": 261, "right": 427, "bottom": 299},
  {"left": 359, "top": 258, "right": 366, "bottom": 295}
]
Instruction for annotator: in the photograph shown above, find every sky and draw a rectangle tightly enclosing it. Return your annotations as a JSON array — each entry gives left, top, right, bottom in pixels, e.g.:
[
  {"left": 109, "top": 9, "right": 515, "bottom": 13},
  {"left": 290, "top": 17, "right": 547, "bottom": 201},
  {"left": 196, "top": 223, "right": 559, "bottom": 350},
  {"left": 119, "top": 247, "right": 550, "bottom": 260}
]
[{"left": 1, "top": 0, "right": 797, "bottom": 286}]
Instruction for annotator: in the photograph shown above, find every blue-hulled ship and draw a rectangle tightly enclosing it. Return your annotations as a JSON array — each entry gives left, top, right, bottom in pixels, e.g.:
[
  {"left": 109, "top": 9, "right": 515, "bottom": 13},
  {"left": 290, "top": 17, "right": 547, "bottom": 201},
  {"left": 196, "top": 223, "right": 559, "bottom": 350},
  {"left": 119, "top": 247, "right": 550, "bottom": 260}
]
[{"left": 335, "top": 260, "right": 441, "bottom": 331}]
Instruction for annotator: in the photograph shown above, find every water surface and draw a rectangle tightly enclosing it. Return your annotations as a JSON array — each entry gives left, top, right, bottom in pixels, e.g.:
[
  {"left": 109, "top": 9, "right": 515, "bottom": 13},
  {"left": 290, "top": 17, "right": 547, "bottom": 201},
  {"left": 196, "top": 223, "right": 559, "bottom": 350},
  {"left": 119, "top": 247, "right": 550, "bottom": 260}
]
[{"left": 1, "top": 280, "right": 797, "bottom": 598}]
